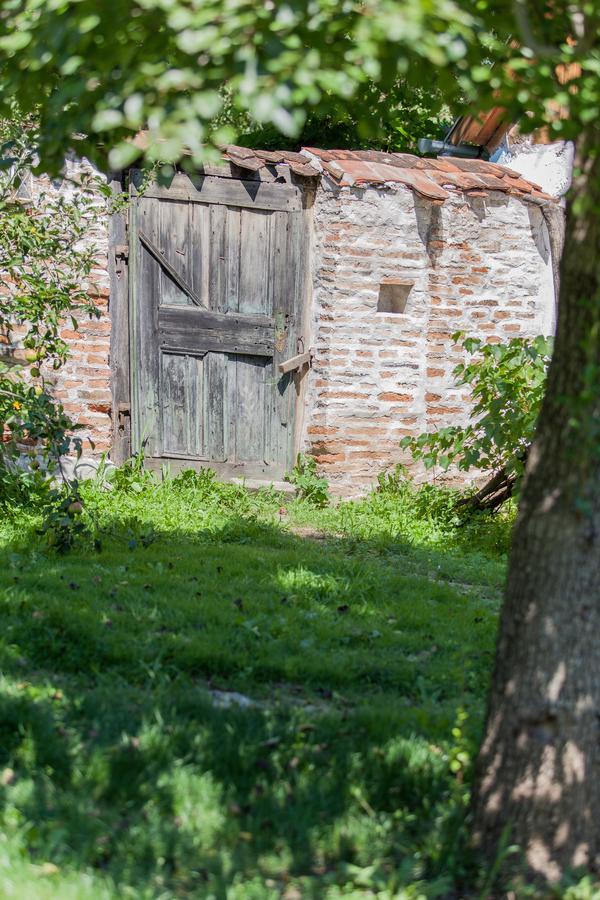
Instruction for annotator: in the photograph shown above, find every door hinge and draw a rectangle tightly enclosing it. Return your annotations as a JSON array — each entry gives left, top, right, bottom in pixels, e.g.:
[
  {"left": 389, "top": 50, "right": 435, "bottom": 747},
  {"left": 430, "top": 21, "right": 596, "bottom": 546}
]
[
  {"left": 117, "top": 402, "right": 131, "bottom": 432},
  {"left": 114, "top": 244, "right": 129, "bottom": 277}
]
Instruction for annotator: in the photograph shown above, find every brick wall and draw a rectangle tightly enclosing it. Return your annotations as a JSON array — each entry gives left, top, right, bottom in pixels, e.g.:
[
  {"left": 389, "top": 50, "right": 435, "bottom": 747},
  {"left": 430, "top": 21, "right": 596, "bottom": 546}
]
[
  {"left": 302, "top": 182, "right": 556, "bottom": 496},
  {"left": 29, "top": 159, "right": 113, "bottom": 455}
]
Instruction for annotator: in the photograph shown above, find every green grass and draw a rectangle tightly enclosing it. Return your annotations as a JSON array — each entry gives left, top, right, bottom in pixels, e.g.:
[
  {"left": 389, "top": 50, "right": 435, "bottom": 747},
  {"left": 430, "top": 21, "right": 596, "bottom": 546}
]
[{"left": 0, "top": 471, "right": 512, "bottom": 898}]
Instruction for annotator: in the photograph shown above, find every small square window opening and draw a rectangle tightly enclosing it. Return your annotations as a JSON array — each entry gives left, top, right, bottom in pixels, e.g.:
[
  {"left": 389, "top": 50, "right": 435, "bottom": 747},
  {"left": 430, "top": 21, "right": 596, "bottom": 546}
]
[{"left": 377, "top": 280, "right": 413, "bottom": 314}]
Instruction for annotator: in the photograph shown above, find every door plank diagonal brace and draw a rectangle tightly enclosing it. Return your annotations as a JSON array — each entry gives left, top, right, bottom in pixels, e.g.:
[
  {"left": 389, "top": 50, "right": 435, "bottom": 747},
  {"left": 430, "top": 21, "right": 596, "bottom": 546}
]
[{"left": 139, "top": 230, "right": 205, "bottom": 308}]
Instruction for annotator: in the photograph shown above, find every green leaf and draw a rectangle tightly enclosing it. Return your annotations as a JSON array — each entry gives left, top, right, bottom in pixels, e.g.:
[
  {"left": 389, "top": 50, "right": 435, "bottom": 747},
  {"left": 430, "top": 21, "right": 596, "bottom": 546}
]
[
  {"left": 0, "top": 32, "right": 32, "bottom": 52},
  {"left": 79, "top": 14, "right": 100, "bottom": 33},
  {"left": 91, "top": 109, "right": 124, "bottom": 132},
  {"left": 108, "top": 141, "right": 142, "bottom": 170}
]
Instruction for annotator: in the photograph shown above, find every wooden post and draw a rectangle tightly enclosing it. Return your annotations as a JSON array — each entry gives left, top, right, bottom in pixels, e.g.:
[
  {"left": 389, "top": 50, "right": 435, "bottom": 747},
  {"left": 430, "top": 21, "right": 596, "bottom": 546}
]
[{"left": 108, "top": 172, "right": 131, "bottom": 463}]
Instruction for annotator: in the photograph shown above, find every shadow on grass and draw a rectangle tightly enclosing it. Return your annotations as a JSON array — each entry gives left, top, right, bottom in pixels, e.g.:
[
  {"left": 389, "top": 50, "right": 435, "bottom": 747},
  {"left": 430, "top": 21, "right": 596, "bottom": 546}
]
[{"left": 0, "top": 513, "right": 492, "bottom": 896}]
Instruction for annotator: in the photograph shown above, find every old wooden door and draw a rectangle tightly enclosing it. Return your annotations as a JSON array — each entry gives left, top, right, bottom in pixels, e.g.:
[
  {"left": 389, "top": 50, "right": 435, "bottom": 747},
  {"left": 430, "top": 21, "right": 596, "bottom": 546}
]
[{"left": 129, "top": 171, "right": 308, "bottom": 480}]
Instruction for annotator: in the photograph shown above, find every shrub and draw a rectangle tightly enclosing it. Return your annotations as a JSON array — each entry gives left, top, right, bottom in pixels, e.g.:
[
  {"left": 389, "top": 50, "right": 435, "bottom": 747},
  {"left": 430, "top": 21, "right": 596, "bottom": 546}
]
[
  {"left": 400, "top": 333, "right": 552, "bottom": 507},
  {"left": 0, "top": 114, "right": 103, "bottom": 508}
]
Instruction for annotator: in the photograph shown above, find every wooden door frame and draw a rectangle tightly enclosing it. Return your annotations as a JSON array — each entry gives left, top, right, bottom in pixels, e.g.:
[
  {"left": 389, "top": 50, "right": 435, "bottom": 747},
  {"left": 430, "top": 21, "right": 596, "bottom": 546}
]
[
  {"left": 109, "top": 164, "right": 316, "bottom": 476},
  {"left": 108, "top": 171, "right": 131, "bottom": 464}
]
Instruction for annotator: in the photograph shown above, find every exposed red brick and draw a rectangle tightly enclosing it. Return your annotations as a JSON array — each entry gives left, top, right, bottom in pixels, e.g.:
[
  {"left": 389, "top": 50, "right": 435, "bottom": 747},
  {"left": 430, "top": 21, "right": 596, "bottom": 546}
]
[{"left": 378, "top": 392, "right": 412, "bottom": 402}]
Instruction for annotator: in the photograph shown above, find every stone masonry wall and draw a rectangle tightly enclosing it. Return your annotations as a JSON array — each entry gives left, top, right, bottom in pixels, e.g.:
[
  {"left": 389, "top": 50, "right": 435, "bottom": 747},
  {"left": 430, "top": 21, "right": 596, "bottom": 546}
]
[{"left": 302, "top": 181, "right": 556, "bottom": 497}]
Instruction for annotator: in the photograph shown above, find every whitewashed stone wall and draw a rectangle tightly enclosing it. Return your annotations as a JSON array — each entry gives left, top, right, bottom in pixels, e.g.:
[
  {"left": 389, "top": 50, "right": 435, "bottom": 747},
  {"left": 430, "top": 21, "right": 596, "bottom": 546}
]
[
  {"left": 494, "top": 138, "right": 574, "bottom": 200},
  {"left": 301, "top": 180, "right": 556, "bottom": 496}
]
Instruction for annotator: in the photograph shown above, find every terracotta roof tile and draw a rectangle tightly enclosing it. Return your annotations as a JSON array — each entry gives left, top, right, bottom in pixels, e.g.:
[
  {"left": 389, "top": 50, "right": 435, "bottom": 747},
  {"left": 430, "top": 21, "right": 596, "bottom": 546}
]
[
  {"left": 500, "top": 175, "right": 534, "bottom": 194},
  {"left": 391, "top": 152, "right": 428, "bottom": 169},
  {"left": 132, "top": 132, "right": 553, "bottom": 203},
  {"left": 225, "top": 144, "right": 257, "bottom": 159},
  {"left": 303, "top": 147, "right": 335, "bottom": 162},
  {"left": 254, "top": 149, "right": 286, "bottom": 164},
  {"left": 441, "top": 157, "right": 509, "bottom": 176},
  {"left": 394, "top": 169, "right": 450, "bottom": 201},
  {"left": 227, "top": 152, "right": 264, "bottom": 172},
  {"left": 213, "top": 144, "right": 556, "bottom": 205},
  {"left": 529, "top": 188, "right": 556, "bottom": 203},
  {"left": 428, "top": 171, "right": 486, "bottom": 191},
  {"left": 423, "top": 157, "right": 461, "bottom": 173},
  {"left": 287, "top": 159, "right": 320, "bottom": 177}
]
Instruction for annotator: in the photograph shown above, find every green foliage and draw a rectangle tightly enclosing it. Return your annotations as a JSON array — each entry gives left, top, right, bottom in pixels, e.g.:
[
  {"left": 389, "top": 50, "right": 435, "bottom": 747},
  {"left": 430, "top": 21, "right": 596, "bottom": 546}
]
[
  {"left": 106, "top": 451, "right": 154, "bottom": 495},
  {"left": 401, "top": 333, "right": 552, "bottom": 482},
  {"left": 0, "top": 116, "right": 101, "bottom": 508},
  {"left": 285, "top": 453, "right": 330, "bottom": 507},
  {"left": 377, "top": 465, "right": 463, "bottom": 530},
  {"left": 235, "top": 82, "right": 453, "bottom": 155},
  {"left": 36, "top": 482, "right": 91, "bottom": 554},
  {"left": 0, "top": 0, "right": 477, "bottom": 174},
  {"left": 0, "top": 473, "right": 507, "bottom": 898},
  {"left": 0, "top": 2, "right": 596, "bottom": 174},
  {"left": 0, "top": 474, "right": 597, "bottom": 895}
]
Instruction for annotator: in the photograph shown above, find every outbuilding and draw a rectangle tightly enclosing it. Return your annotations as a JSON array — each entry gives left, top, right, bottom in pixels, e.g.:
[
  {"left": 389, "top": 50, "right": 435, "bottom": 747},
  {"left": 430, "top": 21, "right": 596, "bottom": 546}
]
[{"left": 43, "top": 146, "right": 559, "bottom": 495}]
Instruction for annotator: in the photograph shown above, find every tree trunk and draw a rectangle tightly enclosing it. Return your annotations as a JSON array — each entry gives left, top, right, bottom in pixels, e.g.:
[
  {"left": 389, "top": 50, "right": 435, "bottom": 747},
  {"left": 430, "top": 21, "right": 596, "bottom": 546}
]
[{"left": 471, "top": 128, "right": 600, "bottom": 885}]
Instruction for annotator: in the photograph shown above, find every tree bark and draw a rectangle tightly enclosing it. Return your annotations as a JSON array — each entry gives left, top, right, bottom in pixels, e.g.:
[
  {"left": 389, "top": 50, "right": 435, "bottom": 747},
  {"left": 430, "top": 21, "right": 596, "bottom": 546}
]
[{"left": 471, "top": 128, "right": 600, "bottom": 884}]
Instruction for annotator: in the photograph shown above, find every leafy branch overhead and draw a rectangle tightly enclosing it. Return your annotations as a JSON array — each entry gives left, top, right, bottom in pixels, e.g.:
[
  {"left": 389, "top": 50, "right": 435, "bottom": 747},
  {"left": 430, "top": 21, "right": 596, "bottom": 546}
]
[{"left": 1, "top": 1, "right": 597, "bottom": 173}]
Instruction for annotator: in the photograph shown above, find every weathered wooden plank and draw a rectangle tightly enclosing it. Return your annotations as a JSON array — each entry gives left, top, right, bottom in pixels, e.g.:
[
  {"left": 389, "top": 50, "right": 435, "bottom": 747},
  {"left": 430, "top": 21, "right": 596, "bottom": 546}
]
[
  {"left": 190, "top": 201, "right": 209, "bottom": 303},
  {"left": 144, "top": 456, "right": 288, "bottom": 481},
  {"left": 158, "top": 199, "right": 193, "bottom": 307},
  {"left": 160, "top": 330, "right": 273, "bottom": 357},
  {"left": 160, "top": 352, "right": 203, "bottom": 456},
  {"left": 206, "top": 204, "right": 242, "bottom": 314},
  {"left": 159, "top": 308, "right": 274, "bottom": 355},
  {"left": 284, "top": 212, "right": 310, "bottom": 460},
  {"left": 268, "top": 209, "right": 291, "bottom": 463},
  {"left": 108, "top": 173, "right": 131, "bottom": 463},
  {"left": 159, "top": 305, "right": 272, "bottom": 331},
  {"left": 278, "top": 350, "right": 312, "bottom": 374},
  {"left": 271, "top": 209, "right": 304, "bottom": 463},
  {"left": 204, "top": 352, "right": 226, "bottom": 461},
  {"left": 208, "top": 204, "right": 227, "bottom": 313},
  {"left": 130, "top": 195, "right": 161, "bottom": 456},
  {"left": 234, "top": 355, "right": 268, "bottom": 462},
  {"left": 134, "top": 172, "right": 303, "bottom": 212},
  {"left": 224, "top": 207, "right": 242, "bottom": 313},
  {"left": 139, "top": 230, "right": 203, "bottom": 307},
  {"left": 239, "top": 209, "right": 271, "bottom": 315},
  {"left": 208, "top": 204, "right": 226, "bottom": 311}
]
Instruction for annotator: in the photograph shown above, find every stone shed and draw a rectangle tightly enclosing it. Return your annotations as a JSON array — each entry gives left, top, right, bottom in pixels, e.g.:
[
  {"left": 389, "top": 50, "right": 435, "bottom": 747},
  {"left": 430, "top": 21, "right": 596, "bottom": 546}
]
[{"left": 43, "top": 146, "right": 559, "bottom": 495}]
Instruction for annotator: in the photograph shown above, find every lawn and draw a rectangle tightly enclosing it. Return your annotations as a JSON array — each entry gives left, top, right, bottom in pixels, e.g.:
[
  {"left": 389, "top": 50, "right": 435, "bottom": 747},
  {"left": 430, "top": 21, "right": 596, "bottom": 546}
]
[{"left": 0, "top": 468, "right": 511, "bottom": 898}]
